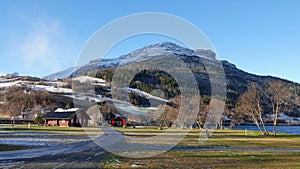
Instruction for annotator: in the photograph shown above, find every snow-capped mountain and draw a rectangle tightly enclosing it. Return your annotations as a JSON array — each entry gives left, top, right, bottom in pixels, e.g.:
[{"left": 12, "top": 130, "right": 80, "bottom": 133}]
[
  {"left": 120, "top": 42, "right": 197, "bottom": 59},
  {"left": 45, "top": 41, "right": 297, "bottom": 101},
  {"left": 63, "top": 42, "right": 218, "bottom": 77},
  {"left": 45, "top": 67, "right": 75, "bottom": 80}
]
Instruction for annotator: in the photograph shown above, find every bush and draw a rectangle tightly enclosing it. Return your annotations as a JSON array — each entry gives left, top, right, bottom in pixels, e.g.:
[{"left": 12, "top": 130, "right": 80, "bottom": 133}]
[{"left": 34, "top": 116, "right": 44, "bottom": 126}]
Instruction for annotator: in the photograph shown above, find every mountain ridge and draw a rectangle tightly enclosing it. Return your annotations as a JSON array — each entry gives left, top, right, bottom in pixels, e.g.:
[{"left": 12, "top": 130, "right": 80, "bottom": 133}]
[{"left": 47, "top": 42, "right": 297, "bottom": 85}]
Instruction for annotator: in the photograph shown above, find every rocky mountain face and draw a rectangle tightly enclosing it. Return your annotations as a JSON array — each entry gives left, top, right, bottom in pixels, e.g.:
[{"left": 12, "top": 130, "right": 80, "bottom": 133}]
[{"left": 48, "top": 42, "right": 300, "bottom": 112}]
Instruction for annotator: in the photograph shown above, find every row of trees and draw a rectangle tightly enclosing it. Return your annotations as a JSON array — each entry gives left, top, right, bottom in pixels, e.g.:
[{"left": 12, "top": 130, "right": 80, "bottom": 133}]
[
  {"left": 3, "top": 87, "right": 55, "bottom": 119},
  {"left": 233, "top": 81, "right": 295, "bottom": 136},
  {"left": 102, "top": 67, "right": 297, "bottom": 136}
]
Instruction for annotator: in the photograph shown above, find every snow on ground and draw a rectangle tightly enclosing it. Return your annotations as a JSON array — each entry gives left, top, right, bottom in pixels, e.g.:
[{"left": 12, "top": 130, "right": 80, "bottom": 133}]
[
  {"left": 55, "top": 108, "right": 79, "bottom": 112},
  {"left": 31, "top": 85, "right": 73, "bottom": 94},
  {"left": 0, "top": 77, "right": 20, "bottom": 83},
  {"left": 64, "top": 94, "right": 104, "bottom": 103},
  {"left": 73, "top": 76, "right": 106, "bottom": 83},
  {"left": 0, "top": 132, "right": 90, "bottom": 146},
  {"left": 73, "top": 76, "right": 109, "bottom": 87},
  {"left": 115, "top": 105, "right": 158, "bottom": 115},
  {"left": 125, "top": 87, "right": 169, "bottom": 103},
  {"left": 0, "top": 81, "right": 22, "bottom": 88},
  {"left": 44, "top": 81, "right": 69, "bottom": 87},
  {"left": 64, "top": 93, "right": 158, "bottom": 116}
]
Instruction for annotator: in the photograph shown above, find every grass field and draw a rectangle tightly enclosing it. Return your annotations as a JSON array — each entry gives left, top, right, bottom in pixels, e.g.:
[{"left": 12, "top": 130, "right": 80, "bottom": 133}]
[
  {"left": 1, "top": 125, "right": 299, "bottom": 168},
  {"left": 116, "top": 127, "right": 300, "bottom": 148},
  {"left": 101, "top": 127, "right": 300, "bottom": 168}
]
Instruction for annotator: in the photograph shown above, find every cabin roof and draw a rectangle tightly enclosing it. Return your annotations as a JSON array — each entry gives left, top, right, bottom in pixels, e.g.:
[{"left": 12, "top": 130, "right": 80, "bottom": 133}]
[
  {"left": 43, "top": 111, "right": 76, "bottom": 120},
  {"left": 43, "top": 108, "right": 91, "bottom": 120}
]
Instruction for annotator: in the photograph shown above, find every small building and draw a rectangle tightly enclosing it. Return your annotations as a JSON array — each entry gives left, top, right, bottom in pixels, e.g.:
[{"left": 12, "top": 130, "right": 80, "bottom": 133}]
[
  {"left": 105, "top": 112, "right": 116, "bottom": 125},
  {"left": 111, "top": 117, "right": 127, "bottom": 127},
  {"left": 43, "top": 108, "right": 90, "bottom": 127}
]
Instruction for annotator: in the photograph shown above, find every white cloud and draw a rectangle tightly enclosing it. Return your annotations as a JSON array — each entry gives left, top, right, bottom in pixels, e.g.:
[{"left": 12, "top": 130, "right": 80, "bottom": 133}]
[
  {"left": 19, "top": 21, "right": 62, "bottom": 73},
  {"left": 5, "top": 15, "right": 79, "bottom": 77}
]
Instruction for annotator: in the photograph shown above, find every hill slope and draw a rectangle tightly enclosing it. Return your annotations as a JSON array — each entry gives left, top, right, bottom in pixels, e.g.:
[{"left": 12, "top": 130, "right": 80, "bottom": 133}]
[{"left": 47, "top": 42, "right": 300, "bottom": 116}]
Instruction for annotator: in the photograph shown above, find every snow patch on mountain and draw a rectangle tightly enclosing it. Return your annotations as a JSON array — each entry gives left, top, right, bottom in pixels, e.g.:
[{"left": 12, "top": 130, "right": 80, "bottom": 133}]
[
  {"left": 125, "top": 87, "right": 169, "bottom": 103},
  {"left": 0, "top": 80, "right": 22, "bottom": 89},
  {"left": 73, "top": 76, "right": 106, "bottom": 83},
  {"left": 30, "top": 84, "right": 73, "bottom": 94},
  {"left": 118, "top": 42, "right": 197, "bottom": 64},
  {"left": 73, "top": 76, "right": 109, "bottom": 87}
]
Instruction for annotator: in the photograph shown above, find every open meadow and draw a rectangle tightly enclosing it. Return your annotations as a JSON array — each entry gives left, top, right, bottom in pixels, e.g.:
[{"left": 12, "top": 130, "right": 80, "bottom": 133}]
[
  {"left": 0, "top": 125, "right": 300, "bottom": 168},
  {"left": 100, "top": 127, "right": 300, "bottom": 169}
]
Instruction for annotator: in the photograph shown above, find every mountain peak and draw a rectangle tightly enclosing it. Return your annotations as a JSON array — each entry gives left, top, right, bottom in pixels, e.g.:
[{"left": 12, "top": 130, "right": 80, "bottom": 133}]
[
  {"left": 139, "top": 42, "right": 217, "bottom": 60},
  {"left": 143, "top": 41, "right": 196, "bottom": 56},
  {"left": 145, "top": 41, "right": 186, "bottom": 49},
  {"left": 52, "top": 42, "right": 220, "bottom": 78},
  {"left": 195, "top": 49, "right": 216, "bottom": 60},
  {"left": 120, "top": 41, "right": 196, "bottom": 59}
]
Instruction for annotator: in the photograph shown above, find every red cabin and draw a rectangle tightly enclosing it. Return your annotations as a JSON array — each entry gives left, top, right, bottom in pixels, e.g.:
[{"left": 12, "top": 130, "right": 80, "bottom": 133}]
[
  {"left": 43, "top": 108, "right": 90, "bottom": 127},
  {"left": 111, "top": 117, "right": 127, "bottom": 127}
]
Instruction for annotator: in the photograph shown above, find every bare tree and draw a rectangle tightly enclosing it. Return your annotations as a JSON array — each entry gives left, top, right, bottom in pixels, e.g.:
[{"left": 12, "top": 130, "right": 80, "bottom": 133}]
[
  {"left": 227, "top": 107, "right": 245, "bottom": 130},
  {"left": 204, "top": 98, "right": 225, "bottom": 130},
  {"left": 266, "top": 81, "right": 292, "bottom": 136},
  {"left": 4, "top": 87, "right": 55, "bottom": 120},
  {"left": 86, "top": 105, "right": 104, "bottom": 126},
  {"left": 236, "top": 83, "right": 268, "bottom": 135}
]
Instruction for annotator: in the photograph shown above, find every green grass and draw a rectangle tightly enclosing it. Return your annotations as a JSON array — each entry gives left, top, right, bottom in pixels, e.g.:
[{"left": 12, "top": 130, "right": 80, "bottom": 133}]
[
  {"left": 104, "top": 151, "right": 300, "bottom": 169},
  {"left": 100, "top": 127, "right": 300, "bottom": 168},
  {"left": 116, "top": 127, "right": 300, "bottom": 148}
]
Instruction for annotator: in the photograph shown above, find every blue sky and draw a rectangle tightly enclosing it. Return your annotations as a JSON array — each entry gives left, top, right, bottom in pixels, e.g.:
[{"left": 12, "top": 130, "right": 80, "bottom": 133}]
[{"left": 0, "top": 0, "right": 300, "bottom": 83}]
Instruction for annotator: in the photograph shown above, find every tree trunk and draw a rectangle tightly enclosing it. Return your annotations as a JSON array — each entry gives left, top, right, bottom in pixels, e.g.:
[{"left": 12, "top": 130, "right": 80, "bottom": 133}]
[
  {"left": 273, "top": 106, "right": 280, "bottom": 137},
  {"left": 254, "top": 118, "right": 264, "bottom": 135},
  {"left": 229, "top": 119, "right": 235, "bottom": 130},
  {"left": 259, "top": 114, "right": 268, "bottom": 135},
  {"left": 273, "top": 116, "right": 278, "bottom": 137}
]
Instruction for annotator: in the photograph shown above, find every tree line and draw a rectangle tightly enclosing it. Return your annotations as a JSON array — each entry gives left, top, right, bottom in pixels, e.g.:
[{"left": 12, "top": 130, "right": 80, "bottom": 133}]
[{"left": 232, "top": 81, "right": 298, "bottom": 136}]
